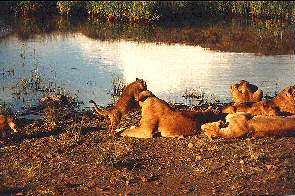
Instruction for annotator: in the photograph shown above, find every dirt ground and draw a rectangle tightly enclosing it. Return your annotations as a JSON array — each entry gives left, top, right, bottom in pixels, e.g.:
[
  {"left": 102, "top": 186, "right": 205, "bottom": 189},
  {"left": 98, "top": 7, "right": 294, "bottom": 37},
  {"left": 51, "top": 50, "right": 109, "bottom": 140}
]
[{"left": 0, "top": 97, "right": 295, "bottom": 195}]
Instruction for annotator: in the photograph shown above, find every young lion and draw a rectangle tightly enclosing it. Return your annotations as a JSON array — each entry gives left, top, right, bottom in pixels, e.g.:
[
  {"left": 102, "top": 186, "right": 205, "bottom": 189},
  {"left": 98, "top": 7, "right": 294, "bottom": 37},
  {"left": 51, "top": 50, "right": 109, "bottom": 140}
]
[
  {"left": 222, "top": 101, "right": 280, "bottom": 116},
  {"left": 0, "top": 114, "right": 18, "bottom": 141},
  {"left": 89, "top": 78, "right": 147, "bottom": 133},
  {"left": 202, "top": 112, "right": 295, "bottom": 139},
  {"left": 230, "top": 80, "right": 263, "bottom": 103},
  {"left": 121, "top": 90, "right": 200, "bottom": 138},
  {"left": 272, "top": 85, "right": 295, "bottom": 114}
]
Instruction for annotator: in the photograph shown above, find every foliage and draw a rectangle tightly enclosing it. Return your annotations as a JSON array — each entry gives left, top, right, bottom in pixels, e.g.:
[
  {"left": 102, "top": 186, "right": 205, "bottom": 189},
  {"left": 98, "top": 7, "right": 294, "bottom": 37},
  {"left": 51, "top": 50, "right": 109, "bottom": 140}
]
[
  {"left": 56, "top": 1, "right": 87, "bottom": 16},
  {"left": 1, "top": 1, "right": 295, "bottom": 22}
]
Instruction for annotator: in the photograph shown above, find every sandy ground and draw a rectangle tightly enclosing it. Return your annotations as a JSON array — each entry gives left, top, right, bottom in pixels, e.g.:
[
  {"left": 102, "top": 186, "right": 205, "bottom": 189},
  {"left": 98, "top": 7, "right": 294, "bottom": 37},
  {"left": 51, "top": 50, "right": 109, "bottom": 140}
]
[{"left": 0, "top": 98, "right": 295, "bottom": 195}]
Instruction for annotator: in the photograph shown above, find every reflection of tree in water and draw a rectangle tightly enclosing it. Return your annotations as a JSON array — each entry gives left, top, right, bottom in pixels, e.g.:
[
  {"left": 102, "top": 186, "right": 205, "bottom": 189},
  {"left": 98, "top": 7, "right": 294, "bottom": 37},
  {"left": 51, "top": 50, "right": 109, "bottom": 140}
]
[{"left": 2, "top": 16, "right": 294, "bottom": 55}]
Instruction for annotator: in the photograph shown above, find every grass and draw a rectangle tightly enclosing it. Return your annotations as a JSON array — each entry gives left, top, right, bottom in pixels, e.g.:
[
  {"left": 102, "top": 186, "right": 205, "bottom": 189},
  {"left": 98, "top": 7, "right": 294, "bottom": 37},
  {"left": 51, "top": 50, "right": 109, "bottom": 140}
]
[{"left": 1, "top": 1, "right": 295, "bottom": 23}]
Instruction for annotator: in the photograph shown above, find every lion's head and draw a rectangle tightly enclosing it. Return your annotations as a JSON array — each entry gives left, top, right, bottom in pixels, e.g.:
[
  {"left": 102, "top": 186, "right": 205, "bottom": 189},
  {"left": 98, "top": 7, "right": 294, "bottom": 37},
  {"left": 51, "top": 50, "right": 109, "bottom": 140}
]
[
  {"left": 273, "top": 85, "right": 295, "bottom": 114},
  {"left": 230, "top": 80, "right": 263, "bottom": 103}
]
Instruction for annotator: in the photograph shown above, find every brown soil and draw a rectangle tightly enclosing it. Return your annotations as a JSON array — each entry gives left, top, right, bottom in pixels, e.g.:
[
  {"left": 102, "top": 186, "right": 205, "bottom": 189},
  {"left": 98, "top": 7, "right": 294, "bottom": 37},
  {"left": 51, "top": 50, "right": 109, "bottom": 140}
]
[{"left": 1, "top": 98, "right": 295, "bottom": 195}]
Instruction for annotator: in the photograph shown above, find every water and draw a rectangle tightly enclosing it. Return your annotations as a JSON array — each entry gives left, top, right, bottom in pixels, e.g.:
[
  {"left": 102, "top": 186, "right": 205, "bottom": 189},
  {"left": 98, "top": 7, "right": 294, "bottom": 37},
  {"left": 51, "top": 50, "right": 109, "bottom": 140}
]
[{"left": 0, "top": 17, "right": 295, "bottom": 113}]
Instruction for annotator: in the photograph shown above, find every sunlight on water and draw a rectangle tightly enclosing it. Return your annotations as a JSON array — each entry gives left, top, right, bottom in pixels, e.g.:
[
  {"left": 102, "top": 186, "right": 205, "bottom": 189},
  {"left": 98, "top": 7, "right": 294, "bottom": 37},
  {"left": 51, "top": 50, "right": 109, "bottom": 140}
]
[
  {"left": 76, "top": 33, "right": 295, "bottom": 103},
  {"left": 1, "top": 33, "right": 295, "bottom": 112}
]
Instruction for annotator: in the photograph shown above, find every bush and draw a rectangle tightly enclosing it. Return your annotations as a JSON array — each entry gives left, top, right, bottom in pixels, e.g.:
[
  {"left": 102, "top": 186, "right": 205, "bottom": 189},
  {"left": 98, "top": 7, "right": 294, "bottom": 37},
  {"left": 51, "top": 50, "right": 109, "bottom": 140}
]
[{"left": 57, "top": 1, "right": 86, "bottom": 16}]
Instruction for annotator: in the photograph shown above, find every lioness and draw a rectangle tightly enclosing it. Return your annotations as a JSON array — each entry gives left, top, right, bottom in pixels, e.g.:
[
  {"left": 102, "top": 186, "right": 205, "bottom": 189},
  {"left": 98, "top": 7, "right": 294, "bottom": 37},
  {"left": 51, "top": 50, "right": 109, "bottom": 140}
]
[
  {"left": 89, "top": 78, "right": 147, "bottom": 133},
  {"left": 230, "top": 80, "right": 263, "bottom": 103},
  {"left": 201, "top": 112, "right": 295, "bottom": 139},
  {"left": 272, "top": 85, "right": 295, "bottom": 114},
  {"left": 222, "top": 101, "right": 280, "bottom": 116},
  {"left": 0, "top": 114, "right": 18, "bottom": 141},
  {"left": 121, "top": 90, "right": 200, "bottom": 138}
]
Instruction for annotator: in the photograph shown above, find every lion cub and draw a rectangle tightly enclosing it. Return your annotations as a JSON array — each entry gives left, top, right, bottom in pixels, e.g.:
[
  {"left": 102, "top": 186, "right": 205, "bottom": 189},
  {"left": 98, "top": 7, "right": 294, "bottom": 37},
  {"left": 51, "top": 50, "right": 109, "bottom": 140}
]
[
  {"left": 222, "top": 101, "right": 280, "bottom": 116},
  {"left": 272, "top": 85, "right": 295, "bottom": 114},
  {"left": 121, "top": 90, "right": 200, "bottom": 138},
  {"left": 90, "top": 78, "right": 147, "bottom": 133},
  {"left": 230, "top": 80, "right": 263, "bottom": 103},
  {"left": 202, "top": 112, "right": 295, "bottom": 139}
]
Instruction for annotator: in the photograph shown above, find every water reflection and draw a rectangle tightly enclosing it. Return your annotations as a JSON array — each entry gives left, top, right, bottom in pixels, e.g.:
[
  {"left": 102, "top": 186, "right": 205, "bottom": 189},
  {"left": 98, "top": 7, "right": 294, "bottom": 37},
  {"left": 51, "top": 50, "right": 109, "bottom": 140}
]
[
  {"left": 77, "top": 34, "right": 295, "bottom": 104},
  {"left": 0, "top": 17, "right": 295, "bottom": 112}
]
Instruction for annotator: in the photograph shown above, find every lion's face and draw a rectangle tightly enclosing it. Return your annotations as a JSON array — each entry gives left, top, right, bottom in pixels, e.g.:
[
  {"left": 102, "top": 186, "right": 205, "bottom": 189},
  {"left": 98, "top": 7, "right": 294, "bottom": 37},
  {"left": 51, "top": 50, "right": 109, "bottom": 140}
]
[
  {"left": 126, "top": 78, "right": 147, "bottom": 98},
  {"left": 230, "top": 80, "right": 262, "bottom": 103}
]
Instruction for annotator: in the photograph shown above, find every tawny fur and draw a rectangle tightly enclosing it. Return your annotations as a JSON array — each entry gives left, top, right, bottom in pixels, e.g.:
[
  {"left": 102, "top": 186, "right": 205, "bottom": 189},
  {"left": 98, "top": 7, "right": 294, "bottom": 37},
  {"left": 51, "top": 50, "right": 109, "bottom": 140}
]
[
  {"left": 121, "top": 90, "right": 200, "bottom": 138},
  {"left": 89, "top": 78, "right": 147, "bottom": 132},
  {"left": 272, "top": 85, "right": 295, "bottom": 114},
  {"left": 222, "top": 101, "right": 280, "bottom": 116},
  {"left": 202, "top": 112, "right": 295, "bottom": 139},
  {"left": 0, "top": 114, "right": 18, "bottom": 140},
  {"left": 230, "top": 80, "right": 263, "bottom": 103}
]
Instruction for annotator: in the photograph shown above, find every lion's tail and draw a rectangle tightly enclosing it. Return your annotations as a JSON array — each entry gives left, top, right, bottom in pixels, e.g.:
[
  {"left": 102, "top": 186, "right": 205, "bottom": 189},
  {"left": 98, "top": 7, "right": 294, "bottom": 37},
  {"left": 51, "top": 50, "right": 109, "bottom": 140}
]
[{"left": 89, "top": 100, "right": 109, "bottom": 116}]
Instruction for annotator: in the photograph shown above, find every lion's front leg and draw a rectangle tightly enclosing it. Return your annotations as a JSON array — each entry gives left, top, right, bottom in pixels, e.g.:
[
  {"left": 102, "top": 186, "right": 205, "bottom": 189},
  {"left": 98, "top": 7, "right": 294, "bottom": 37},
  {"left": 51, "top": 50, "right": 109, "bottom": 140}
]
[{"left": 121, "top": 126, "right": 153, "bottom": 138}]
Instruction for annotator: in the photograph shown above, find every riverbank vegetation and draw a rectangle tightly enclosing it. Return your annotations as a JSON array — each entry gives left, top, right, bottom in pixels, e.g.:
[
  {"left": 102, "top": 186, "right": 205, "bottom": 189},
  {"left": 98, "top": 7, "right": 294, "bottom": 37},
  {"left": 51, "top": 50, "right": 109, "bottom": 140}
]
[
  {"left": 1, "top": 1, "right": 295, "bottom": 23},
  {"left": 2, "top": 15, "right": 294, "bottom": 55}
]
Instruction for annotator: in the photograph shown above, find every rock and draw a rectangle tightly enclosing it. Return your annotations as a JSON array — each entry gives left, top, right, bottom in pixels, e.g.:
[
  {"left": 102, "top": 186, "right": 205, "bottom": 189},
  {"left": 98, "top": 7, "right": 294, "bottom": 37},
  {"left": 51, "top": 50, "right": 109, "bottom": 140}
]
[
  {"left": 266, "top": 165, "right": 272, "bottom": 170},
  {"left": 140, "top": 176, "right": 148, "bottom": 182},
  {"left": 188, "top": 142, "right": 193, "bottom": 148},
  {"left": 195, "top": 155, "right": 202, "bottom": 161}
]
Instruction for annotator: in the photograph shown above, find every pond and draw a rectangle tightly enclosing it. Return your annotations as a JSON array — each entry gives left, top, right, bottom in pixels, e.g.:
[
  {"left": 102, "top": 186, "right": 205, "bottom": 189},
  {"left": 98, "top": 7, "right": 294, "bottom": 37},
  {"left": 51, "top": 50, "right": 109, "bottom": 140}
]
[{"left": 0, "top": 16, "right": 295, "bottom": 114}]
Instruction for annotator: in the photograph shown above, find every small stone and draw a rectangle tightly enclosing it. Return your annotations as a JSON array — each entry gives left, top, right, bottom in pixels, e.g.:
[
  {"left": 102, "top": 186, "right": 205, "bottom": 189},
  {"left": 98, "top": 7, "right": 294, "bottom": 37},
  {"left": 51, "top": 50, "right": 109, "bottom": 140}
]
[
  {"left": 188, "top": 143, "right": 193, "bottom": 148},
  {"left": 240, "top": 160, "right": 244, "bottom": 164},
  {"left": 266, "top": 165, "right": 272, "bottom": 170},
  {"left": 195, "top": 155, "right": 202, "bottom": 161},
  {"left": 140, "top": 176, "right": 148, "bottom": 182}
]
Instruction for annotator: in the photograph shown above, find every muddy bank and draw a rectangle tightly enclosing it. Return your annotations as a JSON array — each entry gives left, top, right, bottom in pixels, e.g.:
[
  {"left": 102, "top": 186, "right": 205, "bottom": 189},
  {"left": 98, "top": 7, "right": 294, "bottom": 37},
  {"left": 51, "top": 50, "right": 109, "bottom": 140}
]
[{"left": 0, "top": 97, "right": 295, "bottom": 195}]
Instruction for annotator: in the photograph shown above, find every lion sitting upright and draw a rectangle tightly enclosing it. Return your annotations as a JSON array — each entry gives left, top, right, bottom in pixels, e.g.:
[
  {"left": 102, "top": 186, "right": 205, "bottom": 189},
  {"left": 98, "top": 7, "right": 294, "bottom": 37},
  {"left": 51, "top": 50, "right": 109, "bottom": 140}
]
[
  {"left": 121, "top": 90, "right": 200, "bottom": 138},
  {"left": 222, "top": 80, "right": 280, "bottom": 116},
  {"left": 230, "top": 80, "right": 263, "bottom": 104},
  {"left": 89, "top": 78, "right": 147, "bottom": 133}
]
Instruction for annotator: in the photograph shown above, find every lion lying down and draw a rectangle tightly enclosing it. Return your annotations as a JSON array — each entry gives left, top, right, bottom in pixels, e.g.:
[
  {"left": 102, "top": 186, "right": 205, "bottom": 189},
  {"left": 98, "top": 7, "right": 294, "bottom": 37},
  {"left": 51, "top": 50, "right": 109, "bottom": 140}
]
[
  {"left": 201, "top": 112, "right": 295, "bottom": 139},
  {"left": 121, "top": 90, "right": 202, "bottom": 138},
  {"left": 222, "top": 101, "right": 281, "bottom": 116},
  {"left": 223, "top": 84, "right": 295, "bottom": 117},
  {"left": 272, "top": 85, "right": 295, "bottom": 114}
]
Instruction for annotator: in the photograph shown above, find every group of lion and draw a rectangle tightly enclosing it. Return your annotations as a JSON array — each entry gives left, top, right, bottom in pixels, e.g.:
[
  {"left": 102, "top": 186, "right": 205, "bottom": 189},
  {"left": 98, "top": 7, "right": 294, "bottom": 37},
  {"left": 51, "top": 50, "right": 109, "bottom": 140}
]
[
  {"left": 89, "top": 78, "right": 295, "bottom": 139},
  {"left": 2, "top": 78, "right": 295, "bottom": 141}
]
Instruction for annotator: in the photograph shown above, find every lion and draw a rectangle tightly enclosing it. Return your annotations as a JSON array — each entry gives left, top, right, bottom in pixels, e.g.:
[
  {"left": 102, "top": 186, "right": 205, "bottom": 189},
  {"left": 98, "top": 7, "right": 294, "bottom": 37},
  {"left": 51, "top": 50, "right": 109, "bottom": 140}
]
[
  {"left": 222, "top": 101, "right": 280, "bottom": 116},
  {"left": 0, "top": 114, "right": 18, "bottom": 141},
  {"left": 272, "top": 85, "right": 295, "bottom": 114},
  {"left": 230, "top": 80, "right": 263, "bottom": 103},
  {"left": 89, "top": 78, "right": 147, "bottom": 133},
  {"left": 201, "top": 112, "right": 295, "bottom": 139},
  {"left": 121, "top": 90, "right": 200, "bottom": 138}
]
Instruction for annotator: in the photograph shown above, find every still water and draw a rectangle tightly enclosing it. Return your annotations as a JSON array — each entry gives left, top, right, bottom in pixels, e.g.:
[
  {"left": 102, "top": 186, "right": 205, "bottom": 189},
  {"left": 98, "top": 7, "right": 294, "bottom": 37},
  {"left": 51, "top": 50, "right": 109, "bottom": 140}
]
[{"left": 0, "top": 18, "right": 295, "bottom": 113}]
